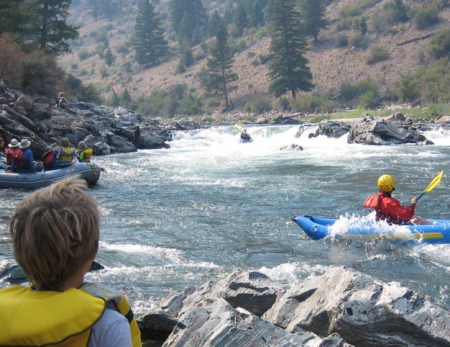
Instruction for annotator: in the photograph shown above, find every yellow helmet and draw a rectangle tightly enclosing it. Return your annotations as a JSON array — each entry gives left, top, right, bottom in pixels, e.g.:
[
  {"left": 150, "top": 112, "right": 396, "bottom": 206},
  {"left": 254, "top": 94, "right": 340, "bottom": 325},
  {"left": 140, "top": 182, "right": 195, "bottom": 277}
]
[{"left": 377, "top": 174, "right": 395, "bottom": 192}]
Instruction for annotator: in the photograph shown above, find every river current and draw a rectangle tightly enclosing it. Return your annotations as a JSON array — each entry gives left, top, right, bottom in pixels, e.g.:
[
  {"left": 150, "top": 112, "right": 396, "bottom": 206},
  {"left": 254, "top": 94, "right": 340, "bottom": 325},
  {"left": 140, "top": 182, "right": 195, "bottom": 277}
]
[{"left": 1, "top": 124, "right": 449, "bottom": 314}]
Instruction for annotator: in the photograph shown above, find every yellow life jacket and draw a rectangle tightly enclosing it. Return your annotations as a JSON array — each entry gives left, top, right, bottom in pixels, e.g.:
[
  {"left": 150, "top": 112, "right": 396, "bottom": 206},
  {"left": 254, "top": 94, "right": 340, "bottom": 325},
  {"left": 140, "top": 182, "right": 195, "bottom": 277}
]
[
  {"left": 78, "top": 148, "right": 93, "bottom": 162},
  {"left": 59, "top": 146, "right": 76, "bottom": 162},
  {"left": 0, "top": 283, "right": 142, "bottom": 347}
]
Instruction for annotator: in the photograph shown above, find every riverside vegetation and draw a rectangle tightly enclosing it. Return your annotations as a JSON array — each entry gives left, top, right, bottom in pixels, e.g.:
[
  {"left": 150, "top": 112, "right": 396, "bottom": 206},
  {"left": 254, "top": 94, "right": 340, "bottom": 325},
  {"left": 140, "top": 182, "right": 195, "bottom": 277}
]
[{"left": 0, "top": 0, "right": 449, "bottom": 121}]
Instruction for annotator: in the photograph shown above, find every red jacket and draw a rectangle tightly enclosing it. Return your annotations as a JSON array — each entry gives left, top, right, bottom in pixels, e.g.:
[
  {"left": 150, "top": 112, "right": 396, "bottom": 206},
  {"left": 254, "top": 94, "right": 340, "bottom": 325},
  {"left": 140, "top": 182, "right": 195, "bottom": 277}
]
[{"left": 364, "top": 192, "right": 415, "bottom": 224}]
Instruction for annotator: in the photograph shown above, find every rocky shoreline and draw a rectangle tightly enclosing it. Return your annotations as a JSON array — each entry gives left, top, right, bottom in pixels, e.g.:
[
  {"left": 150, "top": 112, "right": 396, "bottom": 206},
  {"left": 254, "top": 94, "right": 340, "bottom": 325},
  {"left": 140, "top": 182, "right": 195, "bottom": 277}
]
[
  {"left": 2, "top": 80, "right": 450, "bottom": 161},
  {"left": 1, "top": 261, "right": 449, "bottom": 346}
]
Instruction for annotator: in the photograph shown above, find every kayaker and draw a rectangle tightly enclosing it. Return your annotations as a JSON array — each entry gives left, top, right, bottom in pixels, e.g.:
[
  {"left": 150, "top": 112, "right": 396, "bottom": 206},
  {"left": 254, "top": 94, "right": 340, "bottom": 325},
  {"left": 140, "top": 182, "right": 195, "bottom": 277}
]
[
  {"left": 364, "top": 174, "right": 429, "bottom": 225},
  {"left": 0, "top": 177, "right": 141, "bottom": 346},
  {"left": 240, "top": 129, "right": 252, "bottom": 143}
]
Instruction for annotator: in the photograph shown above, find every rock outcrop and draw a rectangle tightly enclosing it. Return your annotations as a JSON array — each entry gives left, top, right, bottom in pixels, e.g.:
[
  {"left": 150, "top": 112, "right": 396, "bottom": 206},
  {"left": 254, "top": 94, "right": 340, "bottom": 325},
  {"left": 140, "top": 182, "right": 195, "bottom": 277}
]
[
  {"left": 1, "top": 260, "right": 449, "bottom": 346},
  {"left": 347, "top": 113, "right": 432, "bottom": 145},
  {"left": 0, "top": 81, "right": 173, "bottom": 159},
  {"left": 137, "top": 267, "right": 450, "bottom": 347}
]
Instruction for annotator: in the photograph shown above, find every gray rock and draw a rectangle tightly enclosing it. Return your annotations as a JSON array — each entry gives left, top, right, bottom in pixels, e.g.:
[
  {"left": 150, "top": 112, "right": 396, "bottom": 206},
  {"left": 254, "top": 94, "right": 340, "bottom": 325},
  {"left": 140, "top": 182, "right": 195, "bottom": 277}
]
[
  {"left": 347, "top": 115, "right": 429, "bottom": 145},
  {"left": 162, "top": 297, "right": 326, "bottom": 347},
  {"left": 213, "top": 271, "right": 283, "bottom": 317},
  {"left": 263, "top": 266, "right": 450, "bottom": 347}
]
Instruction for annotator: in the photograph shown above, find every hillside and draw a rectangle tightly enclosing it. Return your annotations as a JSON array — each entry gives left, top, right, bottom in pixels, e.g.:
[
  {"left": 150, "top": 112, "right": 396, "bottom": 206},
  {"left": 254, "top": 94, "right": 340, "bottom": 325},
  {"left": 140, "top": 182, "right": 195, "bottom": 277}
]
[{"left": 58, "top": 0, "right": 450, "bottom": 111}]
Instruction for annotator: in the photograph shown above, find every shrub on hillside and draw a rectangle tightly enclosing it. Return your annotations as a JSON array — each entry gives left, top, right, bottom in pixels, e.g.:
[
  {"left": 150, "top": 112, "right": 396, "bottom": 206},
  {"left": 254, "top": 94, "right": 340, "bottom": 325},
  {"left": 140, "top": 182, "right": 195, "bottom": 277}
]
[
  {"left": 413, "top": 7, "right": 440, "bottom": 29},
  {"left": 21, "top": 51, "right": 64, "bottom": 97},
  {"left": 395, "top": 72, "right": 421, "bottom": 103},
  {"left": 366, "top": 45, "right": 389, "bottom": 64},
  {"left": 78, "top": 49, "right": 90, "bottom": 61},
  {"left": 349, "top": 33, "right": 366, "bottom": 49},
  {"left": 339, "top": 0, "right": 381, "bottom": 18},
  {"left": 383, "top": 0, "right": 409, "bottom": 24},
  {"left": 244, "top": 96, "right": 272, "bottom": 114},
  {"left": 0, "top": 34, "right": 27, "bottom": 88},
  {"left": 338, "top": 78, "right": 377, "bottom": 105},
  {"left": 420, "top": 59, "right": 450, "bottom": 103},
  {"left": 335, "top": 18, "right": 354, "bottom": 31},
  {"left": 290, "top": 94, "right": 334, "bottom": 114},
  {"left": 395, "top": 59, "right": 450, "bottom": 104},
  {"left": 356, "top": 90, "right": 379, "bottom": 109},
  {"left": 336, "top": 35, "right": 349, "bottom": 48},
  {"left": 136, "top": 85, "right": 203, "bottom": 117},
  {"left": 429, "top": 28, "right": 450, "bottom": 59},
  {"left": 79, "top": 83, "right": 102, "bottom": 104}
]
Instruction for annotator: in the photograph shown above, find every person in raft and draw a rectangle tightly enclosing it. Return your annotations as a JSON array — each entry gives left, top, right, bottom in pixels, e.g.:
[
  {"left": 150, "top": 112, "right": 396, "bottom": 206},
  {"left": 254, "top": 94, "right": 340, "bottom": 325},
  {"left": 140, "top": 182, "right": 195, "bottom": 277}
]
[
  {"left": 58, "top": 137, "right": 77, "bottom": 167},
  {"left": 364, "top": 174, "right": 429, "bottom": 225},
  {"left": 77, "top": 140, "right": 93, "bottom": 162},
  {"left": 0, "top": 176, "right": 141, "bottom": 347}
]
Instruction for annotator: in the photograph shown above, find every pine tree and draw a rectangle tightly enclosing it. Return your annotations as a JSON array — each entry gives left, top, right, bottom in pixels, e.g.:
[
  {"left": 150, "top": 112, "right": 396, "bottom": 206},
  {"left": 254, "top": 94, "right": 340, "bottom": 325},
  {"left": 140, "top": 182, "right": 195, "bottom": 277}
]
[
  {"left": 88, "top": 0, "right": 122, "bottom": 20},
  {"left": 233, "top": 1, "right": 247, "bottom": 37},
  {"left": 248, "top": 0, "right": 268, "bottom": 27},
  {"left": 207, "top": 10, "right": 222, "bottom": 38},
  {"left": 133, "top": 0, "right": 168, "bottom": 67},
  {"left": 32, "top": 0, "right": 79, "bottom": 55},
  {"left": 268, "top": 0, "right": 312, "bottom": 98},
  {"left": 199, "top": 23, "right": 238, "bottom": 111},
  {"left": 0, "top": 0, "right": 34, "bottom": 41},
  {"left": 298, "top": 0, "right": 327, "bottom": 42},
  {"left": 169, "top": 0, "right": 207, "bottom": 46}
]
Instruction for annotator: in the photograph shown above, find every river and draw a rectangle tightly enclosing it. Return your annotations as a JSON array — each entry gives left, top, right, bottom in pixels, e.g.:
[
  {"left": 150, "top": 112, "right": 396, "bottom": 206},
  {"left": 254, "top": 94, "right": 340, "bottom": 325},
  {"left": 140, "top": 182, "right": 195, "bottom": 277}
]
[{"left": 1, "top": 124, "right": 449, "bottom": 314}]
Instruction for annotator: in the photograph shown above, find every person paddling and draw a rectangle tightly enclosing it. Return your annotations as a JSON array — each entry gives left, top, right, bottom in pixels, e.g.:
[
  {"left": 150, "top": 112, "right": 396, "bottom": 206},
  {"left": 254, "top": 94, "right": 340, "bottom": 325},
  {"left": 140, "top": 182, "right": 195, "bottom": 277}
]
[{"left": 364, "top": 174, "right": 430, "bottom": 225}]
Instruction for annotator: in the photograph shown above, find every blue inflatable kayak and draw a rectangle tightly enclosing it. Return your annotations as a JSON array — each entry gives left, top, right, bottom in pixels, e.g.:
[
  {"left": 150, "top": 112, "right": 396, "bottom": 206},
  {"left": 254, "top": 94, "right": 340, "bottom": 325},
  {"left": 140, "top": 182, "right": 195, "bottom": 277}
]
[{"left": 292, "top": 215, "right": 450, "bottom": 244}]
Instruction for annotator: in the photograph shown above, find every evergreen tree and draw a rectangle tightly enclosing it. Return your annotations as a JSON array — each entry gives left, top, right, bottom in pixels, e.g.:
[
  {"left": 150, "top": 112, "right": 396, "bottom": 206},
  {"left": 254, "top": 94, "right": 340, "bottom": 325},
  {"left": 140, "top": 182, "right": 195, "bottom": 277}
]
[
  {"left": 268, "top": 0, "right": 312, "bottom": 98},
  {"left": 0, "top": 0, "right": 35, "bottom": 41},
  {"left": 133, "top": 0, "right": 168, "bottom": 67},
  {"left": 32, "top": 0, "right": 79, "bottom": 55},
  {"left": 298, "top": 0, "right": 327, "bottom": 42},
  {"left": 248, "top": 0, "right": 268, "bottom": 27},
  {"left": 233, "top": 1, "right": 248, "bottom": 37},
  {"left": 169, "top": 0, "right": 207, "bottom": 46},
  {"left": 207, "top": 10, "right": 222, "bottom": 38},
  {"left": 199, "top": 23, "right": 238, "bottom": 111}
]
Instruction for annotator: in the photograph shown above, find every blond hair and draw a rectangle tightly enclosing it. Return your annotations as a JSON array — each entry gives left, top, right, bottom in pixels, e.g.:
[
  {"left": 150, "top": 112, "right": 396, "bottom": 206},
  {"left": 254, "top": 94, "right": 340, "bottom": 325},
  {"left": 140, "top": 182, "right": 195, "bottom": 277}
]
[{"left": 10, "top": 176, "right": 100, "bottom": 291}]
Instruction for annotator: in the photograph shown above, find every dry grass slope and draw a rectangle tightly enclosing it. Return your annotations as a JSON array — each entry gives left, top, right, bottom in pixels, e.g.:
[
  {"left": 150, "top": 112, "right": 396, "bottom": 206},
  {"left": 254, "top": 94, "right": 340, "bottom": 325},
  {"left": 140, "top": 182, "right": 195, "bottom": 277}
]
[{"left": 58, "top": 0, "right": 450, "bottom": 107}]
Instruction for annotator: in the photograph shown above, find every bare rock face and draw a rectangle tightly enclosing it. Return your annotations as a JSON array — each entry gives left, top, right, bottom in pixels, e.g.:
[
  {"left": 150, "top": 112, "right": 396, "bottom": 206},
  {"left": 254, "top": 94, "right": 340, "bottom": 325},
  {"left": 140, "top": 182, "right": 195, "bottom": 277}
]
[
  {"left": 213, "top": 271, "right": 283, "bottom": 317},
  {"left": 162, "top": 297, "right": 326, "bottom": 347},
  {"left": 263, "top": 266, "right": 450, "bottom": 347},
  {"left": 347, "top": 114, "right": 430, "bottom": 145}
]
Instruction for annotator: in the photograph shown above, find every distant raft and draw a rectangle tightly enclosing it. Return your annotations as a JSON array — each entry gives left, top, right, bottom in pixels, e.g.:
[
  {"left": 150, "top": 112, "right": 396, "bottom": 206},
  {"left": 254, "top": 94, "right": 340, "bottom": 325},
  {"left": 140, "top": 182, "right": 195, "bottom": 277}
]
[
  {"left": 292, "top": 215, "right": 450, "bottom": 244},
  {"left": 0, "top": 162, "right": 101, "bottom": 189}
]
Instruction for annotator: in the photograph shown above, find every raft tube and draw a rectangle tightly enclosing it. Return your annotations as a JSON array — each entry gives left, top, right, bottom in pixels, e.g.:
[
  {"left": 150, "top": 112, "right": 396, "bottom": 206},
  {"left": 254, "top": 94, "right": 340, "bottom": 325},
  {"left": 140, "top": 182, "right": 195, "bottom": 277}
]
[{"left": 0, "top": 162, "right": 101, "bottom": 189}]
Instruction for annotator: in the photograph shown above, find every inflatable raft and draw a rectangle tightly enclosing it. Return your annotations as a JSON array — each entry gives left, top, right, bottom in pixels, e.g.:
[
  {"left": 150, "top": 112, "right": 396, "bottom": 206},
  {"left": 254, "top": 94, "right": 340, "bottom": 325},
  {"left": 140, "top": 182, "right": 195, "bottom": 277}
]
[
  {"left": 292, "top": 215, "right": 450, "bottom": 244},
  {"left": 0, "top": 162, "right": 101, "bottom": 189}
]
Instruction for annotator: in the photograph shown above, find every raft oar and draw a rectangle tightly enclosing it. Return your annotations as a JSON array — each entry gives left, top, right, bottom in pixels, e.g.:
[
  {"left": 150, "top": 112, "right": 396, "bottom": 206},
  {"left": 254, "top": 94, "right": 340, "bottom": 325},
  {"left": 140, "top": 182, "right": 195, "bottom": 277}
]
[{"left": 416, "top": 170, "right": 444, "bottom": 201}]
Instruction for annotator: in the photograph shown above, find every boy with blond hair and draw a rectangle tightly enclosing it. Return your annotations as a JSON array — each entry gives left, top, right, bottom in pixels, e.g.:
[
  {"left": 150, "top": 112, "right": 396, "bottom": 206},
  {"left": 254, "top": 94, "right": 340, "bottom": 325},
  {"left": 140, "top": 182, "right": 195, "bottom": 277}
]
[{"left": 0, "top": 176, "right": 141, "bottom": 346}]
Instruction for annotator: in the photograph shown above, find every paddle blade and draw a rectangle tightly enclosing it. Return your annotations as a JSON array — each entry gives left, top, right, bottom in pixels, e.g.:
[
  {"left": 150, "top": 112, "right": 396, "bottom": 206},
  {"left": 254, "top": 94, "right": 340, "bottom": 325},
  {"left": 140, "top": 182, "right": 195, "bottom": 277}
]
[
  {"left": 423, "top": 170, "right": 444, "bottom": 193},
  {"left": 416, "top": 170, "right": 444, "bottom": 201}
]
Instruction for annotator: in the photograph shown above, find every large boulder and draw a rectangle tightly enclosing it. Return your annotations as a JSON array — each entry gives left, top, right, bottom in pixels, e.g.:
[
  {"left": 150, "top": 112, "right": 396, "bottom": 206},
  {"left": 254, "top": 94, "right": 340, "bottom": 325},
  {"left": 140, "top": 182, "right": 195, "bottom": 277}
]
[
  {"left": 162, "top": 297, "right": 328, "bottom": 347},
  {"left": 263, "top": 266, "right": 450, "bottom": 347},
  {"left": 347, "top": 114, "right": 430, "bottom": 145}
]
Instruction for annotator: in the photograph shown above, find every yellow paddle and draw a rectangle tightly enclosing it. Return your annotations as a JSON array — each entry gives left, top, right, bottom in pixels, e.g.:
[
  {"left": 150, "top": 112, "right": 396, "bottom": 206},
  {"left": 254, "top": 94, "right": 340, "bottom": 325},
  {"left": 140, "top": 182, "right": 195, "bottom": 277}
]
[{"left": 416, "top": 170, "right": 444, "bottom": 201}]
